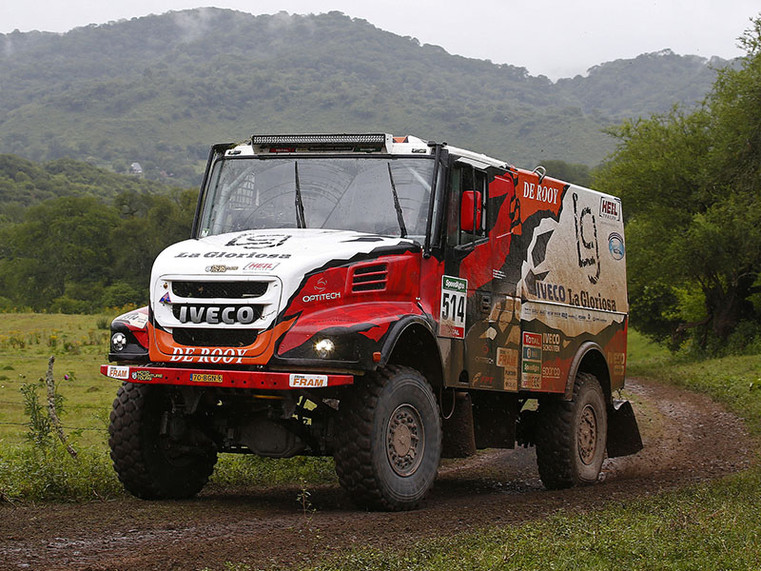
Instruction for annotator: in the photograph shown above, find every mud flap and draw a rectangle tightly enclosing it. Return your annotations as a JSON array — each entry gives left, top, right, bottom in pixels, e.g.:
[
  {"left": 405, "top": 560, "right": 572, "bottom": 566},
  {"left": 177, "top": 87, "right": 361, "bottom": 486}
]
[{"left": 606, "top": 399, "right": 643, "bottom": 458}]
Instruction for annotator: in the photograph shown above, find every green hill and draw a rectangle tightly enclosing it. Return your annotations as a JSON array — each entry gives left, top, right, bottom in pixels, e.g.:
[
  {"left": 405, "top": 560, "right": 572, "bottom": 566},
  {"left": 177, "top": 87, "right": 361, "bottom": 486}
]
[{"left": 0, "top": 9, "right": 728, "bottom": 186}]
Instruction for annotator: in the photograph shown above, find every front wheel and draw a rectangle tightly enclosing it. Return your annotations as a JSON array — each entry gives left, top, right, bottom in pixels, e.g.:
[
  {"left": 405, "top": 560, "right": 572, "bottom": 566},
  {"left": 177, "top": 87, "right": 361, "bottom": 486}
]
[
  {"left": 333, "top": 365, "right": 442, "bottom": 511},
  {"left": 535, "top": 372, "right": 607, "bottom": 490},
  {"left": 109, "top": 382, "right": 218, "bottom": 500}
]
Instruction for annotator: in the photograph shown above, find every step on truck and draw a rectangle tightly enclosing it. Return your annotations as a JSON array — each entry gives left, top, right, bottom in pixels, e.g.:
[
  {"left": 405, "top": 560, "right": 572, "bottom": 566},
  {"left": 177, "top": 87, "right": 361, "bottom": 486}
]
[{"left": 102, "top": 133, "right": 643, "bottom": 510}]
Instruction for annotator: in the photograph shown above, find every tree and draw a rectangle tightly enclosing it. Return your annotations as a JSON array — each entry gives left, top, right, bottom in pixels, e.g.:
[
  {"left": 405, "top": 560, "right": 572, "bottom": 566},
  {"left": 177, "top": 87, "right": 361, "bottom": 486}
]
[{"left": 595, "top": 14, "right": 761, "bottom": 351}]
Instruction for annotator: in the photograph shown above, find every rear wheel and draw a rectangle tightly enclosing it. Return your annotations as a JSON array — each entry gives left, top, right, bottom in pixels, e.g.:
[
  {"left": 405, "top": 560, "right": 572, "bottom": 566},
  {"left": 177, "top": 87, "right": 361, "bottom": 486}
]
[
  {"left": 333, "top": 365, "right": 442, "bottom": 511},
  {"left": 535, "top": 372, "right": 607, "bottom": 489},
  {"left": 109, "top": 382, "right": 217, "bottom": 499}
]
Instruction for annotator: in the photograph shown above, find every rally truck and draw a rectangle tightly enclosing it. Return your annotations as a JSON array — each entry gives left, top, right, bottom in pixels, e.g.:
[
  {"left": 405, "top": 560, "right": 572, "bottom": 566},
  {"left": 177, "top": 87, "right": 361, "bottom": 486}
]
[{"left": 102, "top": 133, "right": 642, "bottom": 511}]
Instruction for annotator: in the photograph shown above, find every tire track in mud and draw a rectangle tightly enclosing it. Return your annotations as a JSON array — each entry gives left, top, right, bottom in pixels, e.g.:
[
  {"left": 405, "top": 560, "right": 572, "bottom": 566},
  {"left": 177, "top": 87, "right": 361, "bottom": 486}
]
[{"left": 0, "top": 378, "right": 753, "bottom": 571}]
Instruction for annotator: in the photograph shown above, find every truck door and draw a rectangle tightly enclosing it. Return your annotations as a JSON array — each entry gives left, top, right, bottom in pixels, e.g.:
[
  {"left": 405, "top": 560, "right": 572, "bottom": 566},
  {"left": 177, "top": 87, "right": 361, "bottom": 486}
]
[{"left": 443, "top": 161, "right": 501, "bottom": 390}]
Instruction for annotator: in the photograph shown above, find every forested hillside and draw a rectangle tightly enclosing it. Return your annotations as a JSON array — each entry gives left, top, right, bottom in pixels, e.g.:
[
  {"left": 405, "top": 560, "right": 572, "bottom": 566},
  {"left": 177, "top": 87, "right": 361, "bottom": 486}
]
[
  {"left": 0, "top": 156, "right": 195, "bottom": 311},
  {"left": 0, "top": 9, "right": 727, "bottom": 185}
]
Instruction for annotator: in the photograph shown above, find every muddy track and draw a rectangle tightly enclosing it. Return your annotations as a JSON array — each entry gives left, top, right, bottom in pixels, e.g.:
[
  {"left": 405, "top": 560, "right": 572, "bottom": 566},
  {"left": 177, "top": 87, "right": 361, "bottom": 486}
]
[{"left": 0, "top": 379, "right": 753, "bottom": 571}]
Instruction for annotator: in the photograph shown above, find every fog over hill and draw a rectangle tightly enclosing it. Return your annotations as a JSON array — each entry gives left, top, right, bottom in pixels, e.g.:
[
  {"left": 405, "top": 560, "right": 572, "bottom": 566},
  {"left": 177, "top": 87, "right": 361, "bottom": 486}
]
[{"left": 0, "top": 9, "right": 730, "bottom": 185}]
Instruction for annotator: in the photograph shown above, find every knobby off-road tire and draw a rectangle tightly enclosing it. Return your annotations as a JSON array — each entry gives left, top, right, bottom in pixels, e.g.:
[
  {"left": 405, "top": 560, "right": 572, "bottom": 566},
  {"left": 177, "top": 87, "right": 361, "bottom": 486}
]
[
  {"left": 333, "top": 365, "right": 442, "bottom": 511},
  {"left": 535, "top": 372, "right": 607, "bottom": 490},
  {"left": 109, "top": 382, "right": 218, "bottom": 500}
]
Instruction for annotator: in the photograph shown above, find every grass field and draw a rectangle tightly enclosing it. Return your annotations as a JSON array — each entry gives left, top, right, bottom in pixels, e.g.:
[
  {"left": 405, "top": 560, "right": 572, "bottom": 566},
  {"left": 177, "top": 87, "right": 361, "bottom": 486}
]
[{"left": 0, "top": 313, "right": 114, "bottom": 447}]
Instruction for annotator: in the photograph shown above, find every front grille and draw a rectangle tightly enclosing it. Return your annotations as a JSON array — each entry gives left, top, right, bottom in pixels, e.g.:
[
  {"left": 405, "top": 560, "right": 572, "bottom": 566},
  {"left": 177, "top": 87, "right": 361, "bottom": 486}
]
[
  {"left": 172, "top": 281, "right": 268, "bottom": 299},
  {"left": 352, "top": 263, "right": 388, "bottom": 292},
  {"left": 173, "top": 328, "right": 258, "bottom": 347}
]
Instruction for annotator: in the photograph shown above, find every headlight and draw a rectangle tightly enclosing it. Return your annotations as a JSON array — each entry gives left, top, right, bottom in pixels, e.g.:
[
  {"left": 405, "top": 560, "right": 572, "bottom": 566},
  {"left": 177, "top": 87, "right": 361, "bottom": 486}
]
[
  {"left": 111, "top": 332, "right": 128, "bottom": 352},
  {"left": 314, "top": 338, "right": 335, "bottom": 358}
]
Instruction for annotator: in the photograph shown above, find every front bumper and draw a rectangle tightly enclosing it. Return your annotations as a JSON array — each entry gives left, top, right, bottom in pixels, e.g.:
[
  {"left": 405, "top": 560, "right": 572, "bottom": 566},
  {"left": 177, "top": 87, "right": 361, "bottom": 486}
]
[{"left": 100, "top": 364, "right": 354, "bottom": 390}]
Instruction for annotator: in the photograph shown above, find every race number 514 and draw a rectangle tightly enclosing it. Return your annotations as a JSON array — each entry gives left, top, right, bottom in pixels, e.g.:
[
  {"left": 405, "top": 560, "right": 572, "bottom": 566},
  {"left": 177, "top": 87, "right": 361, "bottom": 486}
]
[{"left": 440, "top": 275, "right": 467, "bottom": 339}]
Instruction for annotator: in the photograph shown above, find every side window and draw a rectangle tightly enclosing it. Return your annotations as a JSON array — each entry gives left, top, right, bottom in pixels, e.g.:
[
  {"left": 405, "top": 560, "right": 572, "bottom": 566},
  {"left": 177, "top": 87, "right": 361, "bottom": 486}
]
[{"left": 448, "top": 162, "right": 488, "bottom": 247}]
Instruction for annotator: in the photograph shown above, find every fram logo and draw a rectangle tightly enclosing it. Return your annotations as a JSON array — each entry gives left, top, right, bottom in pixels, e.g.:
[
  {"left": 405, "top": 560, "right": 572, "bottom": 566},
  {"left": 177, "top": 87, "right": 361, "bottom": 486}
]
[
  {"left": 107, "top": 366, "right": 130, "bottom": 380},
  {"left": 289, "top": 374, "right": 328, "bottom": 388}
]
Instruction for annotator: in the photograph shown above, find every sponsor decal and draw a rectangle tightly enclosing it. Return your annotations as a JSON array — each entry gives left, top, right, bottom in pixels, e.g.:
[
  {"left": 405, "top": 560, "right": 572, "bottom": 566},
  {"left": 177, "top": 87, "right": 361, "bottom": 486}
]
[
  {"left": 497, "top": 347, "right": 518, "bottom": 368},
  {"left": 608, "top": 232, "right": 625, "bottom": 261},
  {"left": 541, "top": 365, "right": 562, "bottom": 379},
  {"left": 534, "top": 281, "right": 617, "bottom": 312},
  {"left": 497, "top": 346, "right": 519, "bottom": 391},
  {"left": 175, "top": 251, "right": 291, "bottom": 259},
  {"left": 503, "top": 369, "right": 518, "bottom": 391},
  {"left": 121, "top": 311, "right": 148, "bottom": 329},
  {"left": 439, "top": 275, "right": 467, "bottom": 339},
  {"left": 205, "top": 264, "right": 239, "bottom": 273},
  {"left": 521, "top": 332, "right": 542, "bottom": 389},
  {"left": 177, "top": 305, "right": 258, "bottom": 325},
  {"left": 289, "top": 373, "right": 329, "bottom": 388},
  {"left": 170, "top": 347, "right": 249, "bottom": 364},
  {"left": 107, "top": 365, "right": 129, "bottom": 380},
  {"left": 535, "top": 282, "right": 566, "bottom": 303},
  {"left": 522, "top": 181, "right": 560, "bottom": 205},
  {"left": 225, "top": 233, "right": 291, "bottom": 249},
  {"left": 190, "top": 373, "right": 224, "bottom": 383},
  {"left": 566, "top": 289, "right": 617, "bottom": 312},
  {"left": 131, "top": 370, "right": 163, "bottom": 382},
  {"left": 542, "top": 332, "right": 561, "bottom": 352},
  {"left": 160, "top": 292, "right": 172, "bottom": 304},
  {"left": 301, "top": 275, "right": 342, "bottom": 303},
  {"left": 302, "top": 292, "right": 342, "bottom": 303},
  {"left": 599, "top": 197, "right": 621, "bottom": 221},
  {"left": 243, "top": 261, "right": 280, "bottom": 272}
]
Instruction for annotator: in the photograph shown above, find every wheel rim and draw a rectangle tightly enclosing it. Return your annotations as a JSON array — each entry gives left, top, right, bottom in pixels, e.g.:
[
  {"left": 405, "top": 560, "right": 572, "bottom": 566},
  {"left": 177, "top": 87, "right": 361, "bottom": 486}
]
[
  {"left": 386, "top": 404, "right": 425, "bottom": 477},
  {"left": 577, "top": 403, "right": 598, "bottom": 465}
]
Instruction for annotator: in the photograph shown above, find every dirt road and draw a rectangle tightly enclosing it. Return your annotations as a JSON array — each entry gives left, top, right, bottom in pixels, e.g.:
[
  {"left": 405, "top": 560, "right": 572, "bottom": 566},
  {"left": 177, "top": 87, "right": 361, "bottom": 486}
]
[{"left": 0, "top": 379, "right": 753, "bottom": 571}]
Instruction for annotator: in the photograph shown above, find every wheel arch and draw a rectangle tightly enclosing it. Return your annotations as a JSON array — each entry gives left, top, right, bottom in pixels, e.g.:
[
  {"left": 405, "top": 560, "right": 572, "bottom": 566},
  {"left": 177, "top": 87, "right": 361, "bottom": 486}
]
[
  {"left": 565, "top": 342, "right": 611, "bottom": 403},
  {"left": 380, "top": 317, "right": 444, "bottom": 392}
]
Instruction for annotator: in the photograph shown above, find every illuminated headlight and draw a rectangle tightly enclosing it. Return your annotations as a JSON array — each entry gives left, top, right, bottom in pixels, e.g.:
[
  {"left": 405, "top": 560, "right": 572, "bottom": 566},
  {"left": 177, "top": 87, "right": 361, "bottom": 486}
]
[
  {"left": 314, "top": 338, "right": 335, "bottom": 358},
  {"left": 111, "top": 332, "right": 128, "bottom": 352}
]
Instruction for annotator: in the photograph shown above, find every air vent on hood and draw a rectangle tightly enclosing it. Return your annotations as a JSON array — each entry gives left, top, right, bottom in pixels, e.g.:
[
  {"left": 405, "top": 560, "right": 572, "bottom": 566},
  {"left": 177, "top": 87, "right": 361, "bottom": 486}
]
[{"left": 352, "top": 263, "right": 388, "bottom": 292}]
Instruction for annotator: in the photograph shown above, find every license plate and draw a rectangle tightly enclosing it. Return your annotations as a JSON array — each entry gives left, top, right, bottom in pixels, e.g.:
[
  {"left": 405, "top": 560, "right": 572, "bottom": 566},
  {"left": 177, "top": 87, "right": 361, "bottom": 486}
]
[{"left": 190, "top": 373, "right": 223, "bottom": 383}]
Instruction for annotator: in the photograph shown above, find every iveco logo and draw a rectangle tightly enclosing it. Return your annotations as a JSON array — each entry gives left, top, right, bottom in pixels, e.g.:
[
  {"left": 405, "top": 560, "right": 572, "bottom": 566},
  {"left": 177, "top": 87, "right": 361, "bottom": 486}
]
[{"left": 177, "top": 305, "right": 257, "bottom": 325}]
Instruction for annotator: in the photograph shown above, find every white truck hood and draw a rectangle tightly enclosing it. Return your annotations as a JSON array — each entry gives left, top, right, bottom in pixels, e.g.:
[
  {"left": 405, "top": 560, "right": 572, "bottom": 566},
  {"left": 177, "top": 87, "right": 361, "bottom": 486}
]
[{"left": 150, "top": 229, "right": 417, "bottom": 331}]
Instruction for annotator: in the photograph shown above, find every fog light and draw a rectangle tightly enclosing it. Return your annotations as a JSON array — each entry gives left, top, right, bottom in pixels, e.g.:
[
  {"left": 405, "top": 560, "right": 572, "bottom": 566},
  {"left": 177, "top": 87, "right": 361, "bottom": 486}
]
[
  {"left": 314, "top": 338, "right": 335, "bottom": 358},
  {"left": 111, "top": 332, "right": 127, "bottom": 352}
]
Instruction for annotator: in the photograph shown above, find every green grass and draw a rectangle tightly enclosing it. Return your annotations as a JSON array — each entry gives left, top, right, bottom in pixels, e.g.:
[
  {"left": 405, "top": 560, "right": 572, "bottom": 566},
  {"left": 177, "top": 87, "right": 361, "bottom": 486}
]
[
  {"left": 0, "top": 312, "right": 336, "bottom": 501},
  {"left": 0, "top": 313, "right": 114, "bottom": 446}
]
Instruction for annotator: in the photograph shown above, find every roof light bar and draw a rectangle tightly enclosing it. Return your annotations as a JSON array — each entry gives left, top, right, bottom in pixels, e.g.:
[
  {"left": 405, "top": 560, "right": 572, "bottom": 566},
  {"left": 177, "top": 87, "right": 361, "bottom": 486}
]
[{"left": 252, "top": 134, "right": 387, "bottom": 146}]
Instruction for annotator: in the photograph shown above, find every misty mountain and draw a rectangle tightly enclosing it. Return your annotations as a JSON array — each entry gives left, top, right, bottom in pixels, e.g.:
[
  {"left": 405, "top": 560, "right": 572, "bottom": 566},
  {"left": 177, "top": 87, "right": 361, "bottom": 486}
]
[{"left": 0, "top": 9, "right": 729, "bottom": 185}]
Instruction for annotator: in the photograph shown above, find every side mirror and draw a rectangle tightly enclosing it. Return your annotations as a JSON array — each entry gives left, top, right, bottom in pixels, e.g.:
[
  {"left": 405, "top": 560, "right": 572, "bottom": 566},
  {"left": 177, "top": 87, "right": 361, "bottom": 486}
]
[{"left": 460, "top": 190, "right": 482, "bottom": 232}]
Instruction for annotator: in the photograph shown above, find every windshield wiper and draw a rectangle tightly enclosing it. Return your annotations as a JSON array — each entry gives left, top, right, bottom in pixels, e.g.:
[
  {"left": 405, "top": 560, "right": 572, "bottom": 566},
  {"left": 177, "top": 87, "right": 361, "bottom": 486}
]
[
  {"left": 294, "top": 161, "right": 306, "bottom": 228},
  {"left": 387, "top": 163, "right": 407, "bottom": 238}
]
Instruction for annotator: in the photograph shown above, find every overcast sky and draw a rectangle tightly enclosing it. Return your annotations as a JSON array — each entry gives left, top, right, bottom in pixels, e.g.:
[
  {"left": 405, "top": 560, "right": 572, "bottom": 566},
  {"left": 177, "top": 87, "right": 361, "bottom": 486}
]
[{"left": 1, "top": 1, "right": 758, "bottom": 80}]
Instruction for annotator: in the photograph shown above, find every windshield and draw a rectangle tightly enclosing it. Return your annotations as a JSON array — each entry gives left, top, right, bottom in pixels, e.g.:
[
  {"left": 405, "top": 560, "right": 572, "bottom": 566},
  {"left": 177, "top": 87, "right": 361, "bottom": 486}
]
[{"left": 198, "top": 156, "right": 435, "bottom": 240}]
